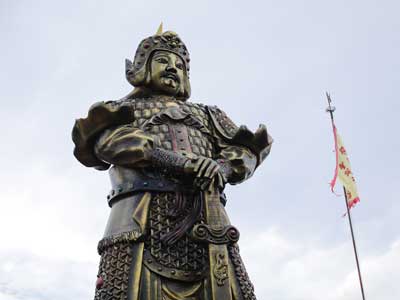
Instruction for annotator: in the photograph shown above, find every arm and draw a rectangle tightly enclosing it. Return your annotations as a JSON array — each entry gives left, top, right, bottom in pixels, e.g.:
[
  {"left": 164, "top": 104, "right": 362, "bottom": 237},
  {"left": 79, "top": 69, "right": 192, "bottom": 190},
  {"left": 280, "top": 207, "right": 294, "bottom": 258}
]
[
  {"left": 216, "top": 143, "right": 257, "bottom": 185},
  {"left": 72, "top": 100, "right": 134, "bottom": 170},
  {"left": 94, "top": 125, "right": 154, "bottom": 168},
  {"left": 207, "top": 105, "right": 273, "bottom": 185},
  {"left": 95, "top": 124, "right": 215, "bottom": 185},
  {"left": 72, "top": 100, "right": 218, "bottom": 184}
]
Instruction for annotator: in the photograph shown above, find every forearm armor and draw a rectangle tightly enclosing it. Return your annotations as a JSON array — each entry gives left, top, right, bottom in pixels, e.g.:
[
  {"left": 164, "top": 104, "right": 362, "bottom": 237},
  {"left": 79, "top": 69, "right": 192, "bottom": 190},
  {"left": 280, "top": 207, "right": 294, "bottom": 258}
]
[{"left": 149, "top": 148, "right": 191, "bottom": 175}]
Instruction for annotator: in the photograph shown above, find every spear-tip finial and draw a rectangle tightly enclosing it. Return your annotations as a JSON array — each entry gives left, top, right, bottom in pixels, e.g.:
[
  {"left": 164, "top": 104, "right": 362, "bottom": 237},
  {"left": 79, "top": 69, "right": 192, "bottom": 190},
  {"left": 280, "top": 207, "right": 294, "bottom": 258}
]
[
  {"left": 325, "top": 91, "right": 336, "bottom": 113},
  {"left": 156, "top": 22, "right": 163, "bottom": 35}
]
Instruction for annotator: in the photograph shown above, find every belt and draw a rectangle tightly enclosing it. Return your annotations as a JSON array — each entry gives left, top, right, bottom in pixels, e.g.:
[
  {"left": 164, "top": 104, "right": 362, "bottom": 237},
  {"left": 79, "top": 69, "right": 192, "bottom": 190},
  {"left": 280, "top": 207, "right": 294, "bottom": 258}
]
[{"left": 106, "top": 166, "right": 182, "bottom": 207}]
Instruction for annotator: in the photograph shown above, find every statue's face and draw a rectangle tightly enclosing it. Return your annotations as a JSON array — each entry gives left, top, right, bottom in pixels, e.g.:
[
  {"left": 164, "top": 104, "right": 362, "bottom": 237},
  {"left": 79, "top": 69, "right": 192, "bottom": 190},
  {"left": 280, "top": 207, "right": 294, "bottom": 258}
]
[{"left": 149, "top": 51, "right": 185, "bottom": 96}]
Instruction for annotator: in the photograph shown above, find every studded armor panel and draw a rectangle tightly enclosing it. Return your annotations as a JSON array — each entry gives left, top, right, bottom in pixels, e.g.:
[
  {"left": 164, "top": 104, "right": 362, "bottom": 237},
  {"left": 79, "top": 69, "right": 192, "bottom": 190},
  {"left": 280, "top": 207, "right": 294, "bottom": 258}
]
[
  {"left": 131, "top": 98, "right": 214, "bottom": 158},
  {"left": 94, "top": 243, "right": 133, "bottom": 300},
  {"left": 228, "top": 244, "right": 257, "bottom": 300},
  {"left": 143, "top": 192, "right": 208, "bottom": 281},
  {"left": 207, "top": 105, "right": 239, "bottom": 139}
]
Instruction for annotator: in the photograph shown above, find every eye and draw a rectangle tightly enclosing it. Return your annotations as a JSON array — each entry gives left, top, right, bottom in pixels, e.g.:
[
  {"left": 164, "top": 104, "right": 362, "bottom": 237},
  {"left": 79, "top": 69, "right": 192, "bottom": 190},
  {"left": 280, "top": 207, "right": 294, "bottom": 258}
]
[
  {"left": 155, "top": 57, "right": 168, "bottom": 64},
  {"left": 176, "top": 63, "right": 184, "bottom": 70}
]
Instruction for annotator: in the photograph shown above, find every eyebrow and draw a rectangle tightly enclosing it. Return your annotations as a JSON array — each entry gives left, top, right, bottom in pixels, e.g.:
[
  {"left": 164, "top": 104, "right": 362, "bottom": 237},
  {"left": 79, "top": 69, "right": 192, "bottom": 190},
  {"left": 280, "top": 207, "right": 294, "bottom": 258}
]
[
  {"left": 153, "top": 53, "right": 169, "bottom": 58},
  {"left": 153, "top": 52, "right": 184, "bottom": 65}
]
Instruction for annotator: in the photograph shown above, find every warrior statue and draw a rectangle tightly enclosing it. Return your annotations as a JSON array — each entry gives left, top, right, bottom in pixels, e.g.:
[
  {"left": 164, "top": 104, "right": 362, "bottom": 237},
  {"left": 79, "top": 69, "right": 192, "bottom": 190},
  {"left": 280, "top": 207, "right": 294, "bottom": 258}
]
[{"left": 72, "top": 24, "right": 273, "bottom": 300}]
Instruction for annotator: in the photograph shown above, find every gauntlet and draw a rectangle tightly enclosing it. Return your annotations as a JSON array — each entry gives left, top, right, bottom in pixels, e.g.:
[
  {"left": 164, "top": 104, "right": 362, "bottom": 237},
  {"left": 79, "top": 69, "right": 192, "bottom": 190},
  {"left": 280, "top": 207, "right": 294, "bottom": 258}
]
[{"left": 149, "top": 148, "right": 231, "bottom": 191}]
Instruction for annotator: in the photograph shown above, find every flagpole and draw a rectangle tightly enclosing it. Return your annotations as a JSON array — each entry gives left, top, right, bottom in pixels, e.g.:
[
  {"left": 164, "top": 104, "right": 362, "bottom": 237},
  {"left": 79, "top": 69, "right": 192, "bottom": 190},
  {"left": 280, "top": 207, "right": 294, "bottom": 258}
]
[
  {"left": 343, "top": 186, "right": 366, "bottom": 300},
  {"left": 326, "top": 92, "right": 366, "bottom": 300}
]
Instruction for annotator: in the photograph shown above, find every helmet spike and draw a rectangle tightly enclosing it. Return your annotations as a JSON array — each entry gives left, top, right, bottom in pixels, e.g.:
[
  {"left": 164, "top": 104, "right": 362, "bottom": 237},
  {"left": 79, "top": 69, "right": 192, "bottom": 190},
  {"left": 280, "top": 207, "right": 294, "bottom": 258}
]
[{"left": 156, "top": 22, "right": 163, "bottom": 35}]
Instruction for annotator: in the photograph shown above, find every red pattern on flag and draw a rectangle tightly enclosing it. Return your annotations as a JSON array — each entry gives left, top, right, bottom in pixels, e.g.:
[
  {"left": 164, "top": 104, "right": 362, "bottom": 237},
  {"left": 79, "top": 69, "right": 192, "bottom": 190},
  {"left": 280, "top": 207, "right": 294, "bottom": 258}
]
[{"left": 330, "top": 125, "right": 360, "bottom": 210}]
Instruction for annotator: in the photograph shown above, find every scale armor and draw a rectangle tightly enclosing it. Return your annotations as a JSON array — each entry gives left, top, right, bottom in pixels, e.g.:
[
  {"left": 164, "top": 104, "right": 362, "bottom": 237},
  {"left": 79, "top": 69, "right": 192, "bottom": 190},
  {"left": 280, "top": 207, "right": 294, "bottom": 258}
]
[
  {"left": 95, "top": 242, "right": 133, "bottom": 300},
  {"left": 73, "top": 96, "right": 267, "bottom": 300},
  {"left": 131, "top": 98, "right": 213, "bottom": 280},
  {"left": 228, "top": 244, "right": 257, "bottom": 300},
  {"left": 143, "top": 192, "right": 208, "bottom": 281},
  {"left": 130, "top": 98, "right": 214, "bottom": 158},
  {"left": 91, "top": 97, "right": 216, "bottom": 286}
]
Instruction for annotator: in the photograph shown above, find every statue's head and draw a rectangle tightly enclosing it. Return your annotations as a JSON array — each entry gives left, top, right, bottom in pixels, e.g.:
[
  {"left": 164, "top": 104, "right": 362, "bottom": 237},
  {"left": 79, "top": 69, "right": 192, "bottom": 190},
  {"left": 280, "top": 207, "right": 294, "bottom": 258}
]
[{"left": 126, "top": 25, "right": 191, "bottom": 100}]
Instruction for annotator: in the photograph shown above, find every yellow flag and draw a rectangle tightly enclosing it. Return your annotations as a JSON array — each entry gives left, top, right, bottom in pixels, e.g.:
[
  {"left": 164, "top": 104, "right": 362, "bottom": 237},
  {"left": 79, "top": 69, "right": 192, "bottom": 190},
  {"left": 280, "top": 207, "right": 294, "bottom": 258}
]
[{"left": 330, "top": 126, "right": 360, "bottom": 209}]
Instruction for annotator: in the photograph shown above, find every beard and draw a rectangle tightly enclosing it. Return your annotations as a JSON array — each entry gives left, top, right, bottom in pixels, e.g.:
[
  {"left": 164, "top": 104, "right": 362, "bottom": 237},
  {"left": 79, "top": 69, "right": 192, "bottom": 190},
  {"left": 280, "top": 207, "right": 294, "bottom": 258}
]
[
  {"left": 157, "top": 70, "right": 181, "bottom": 92},
  {"left": 161, "top": 77, "right": 178, "bottom": 89},
  {"left": 148, "top": 74, "right": 180, "bottom": 96}
]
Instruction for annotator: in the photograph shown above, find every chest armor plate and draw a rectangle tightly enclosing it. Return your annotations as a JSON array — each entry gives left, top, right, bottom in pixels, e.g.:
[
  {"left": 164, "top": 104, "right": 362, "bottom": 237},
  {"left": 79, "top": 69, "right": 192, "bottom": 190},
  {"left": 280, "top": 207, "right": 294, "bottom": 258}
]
[
  {"left": 130, "top": 98, "right": 212, "bottom": 280},
  {"left": 131, "top": 98, "right": 215, "bottom": 158}
]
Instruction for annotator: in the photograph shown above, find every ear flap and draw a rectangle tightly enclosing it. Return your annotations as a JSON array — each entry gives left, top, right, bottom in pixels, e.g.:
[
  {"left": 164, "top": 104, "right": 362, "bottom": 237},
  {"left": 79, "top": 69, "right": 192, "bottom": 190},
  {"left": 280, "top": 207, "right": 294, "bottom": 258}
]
[
  {"left": 178, "top": 82, "right": 185, "bottom": 97},
  {"left": 125, "top": 59, "right": 135, "bottom": 85},
  {"left": 125, "top": 59, "right": 133, "bottom": 75},
  {"left": 175, "top": 72, "right": 191, "bottom": 100},
  {"left": 182, "top": 74, "right": 191, "bottom": 99},
  {"left": 144, "top": 69, "right": 152, "bottom": 86}
]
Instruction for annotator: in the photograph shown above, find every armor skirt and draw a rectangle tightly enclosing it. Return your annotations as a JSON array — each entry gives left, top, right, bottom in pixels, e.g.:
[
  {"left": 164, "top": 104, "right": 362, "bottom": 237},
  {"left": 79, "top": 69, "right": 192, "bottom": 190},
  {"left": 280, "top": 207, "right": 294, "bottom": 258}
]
[{"left": 94, "top": 191, "right": 257, "bottom": 300}]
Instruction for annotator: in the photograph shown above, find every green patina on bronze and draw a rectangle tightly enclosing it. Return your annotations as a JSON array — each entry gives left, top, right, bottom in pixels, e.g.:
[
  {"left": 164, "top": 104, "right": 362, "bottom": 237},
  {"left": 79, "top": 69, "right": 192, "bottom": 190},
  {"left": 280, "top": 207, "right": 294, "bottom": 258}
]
[{"left": 72, "top": 25, "right": 273, "bottom": 300}]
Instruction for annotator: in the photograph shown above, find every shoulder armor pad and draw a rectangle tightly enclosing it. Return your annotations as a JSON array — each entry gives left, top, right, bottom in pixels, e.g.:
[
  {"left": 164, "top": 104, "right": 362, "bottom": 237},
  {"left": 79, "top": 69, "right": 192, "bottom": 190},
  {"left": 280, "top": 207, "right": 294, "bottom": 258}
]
[
  {"left": 207, "top": 105, "right": 272, "bottom": 166},
  {"left": 206, "top": 105, "right": 239, "bottom": 139},
  {"left": 231, "top": 124, "right": 273, "bottom": 166},
  {"left": 72, "top": 100, "right": 134, "bottom": 170}
]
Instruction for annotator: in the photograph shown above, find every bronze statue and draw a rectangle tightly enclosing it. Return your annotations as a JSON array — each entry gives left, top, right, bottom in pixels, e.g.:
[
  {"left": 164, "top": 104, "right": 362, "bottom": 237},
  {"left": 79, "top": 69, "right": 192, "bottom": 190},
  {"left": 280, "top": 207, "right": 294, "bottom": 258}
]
[{"left": 72, "top": 24, "right": 273, "bottom": 300}]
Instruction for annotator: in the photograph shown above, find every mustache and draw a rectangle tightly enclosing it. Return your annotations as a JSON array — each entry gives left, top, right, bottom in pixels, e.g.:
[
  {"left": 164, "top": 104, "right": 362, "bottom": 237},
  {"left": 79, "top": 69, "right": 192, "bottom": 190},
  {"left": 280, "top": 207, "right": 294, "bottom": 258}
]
[{"left": 161, "top": 71, "right": 180, "bottom": 83}]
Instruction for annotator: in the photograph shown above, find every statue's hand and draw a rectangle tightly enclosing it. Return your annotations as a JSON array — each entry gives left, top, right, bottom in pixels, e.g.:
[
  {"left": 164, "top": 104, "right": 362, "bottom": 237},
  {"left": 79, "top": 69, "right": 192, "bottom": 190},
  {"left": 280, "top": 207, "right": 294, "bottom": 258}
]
[
  {"left": 184, "top": 156, "right": 219, "bottom": 177},
  {"left": 185, "top": 157, "right": 231, "bottom": 191},
  {"left": 192, "top": 170, "right": 228, "bottom": 191}
]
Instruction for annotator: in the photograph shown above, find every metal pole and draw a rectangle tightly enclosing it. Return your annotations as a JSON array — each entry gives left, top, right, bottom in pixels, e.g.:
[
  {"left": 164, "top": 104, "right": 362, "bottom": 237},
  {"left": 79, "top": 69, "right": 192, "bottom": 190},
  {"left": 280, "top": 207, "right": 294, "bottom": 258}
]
[
  {"left": 343, "top": 186, "right": 366, "bottom": 300},
  {"left": 325, "top": 92, "right": 366, "bottom": 300}
]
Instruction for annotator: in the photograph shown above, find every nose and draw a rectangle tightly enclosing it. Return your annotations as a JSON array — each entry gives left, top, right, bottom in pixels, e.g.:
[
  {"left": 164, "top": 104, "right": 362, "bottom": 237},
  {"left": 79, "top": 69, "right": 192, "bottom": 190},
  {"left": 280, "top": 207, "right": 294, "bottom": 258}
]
[{"left": 165, "top": 64, "right": 177, "bottom": 74}]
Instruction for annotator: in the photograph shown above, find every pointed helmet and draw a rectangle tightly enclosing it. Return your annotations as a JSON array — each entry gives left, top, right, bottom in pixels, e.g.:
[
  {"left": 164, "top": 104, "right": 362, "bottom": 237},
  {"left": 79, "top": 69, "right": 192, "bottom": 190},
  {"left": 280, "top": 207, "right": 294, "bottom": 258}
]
[{"left": 126, "top": 24, "right": 191, "bottom": 100}]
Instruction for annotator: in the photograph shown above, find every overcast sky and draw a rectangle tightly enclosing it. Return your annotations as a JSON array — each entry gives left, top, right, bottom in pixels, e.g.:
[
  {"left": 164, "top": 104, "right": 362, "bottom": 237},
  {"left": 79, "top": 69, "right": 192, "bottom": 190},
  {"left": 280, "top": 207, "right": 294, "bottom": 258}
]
[{"left": 1, "top": 0, "right": 399, "bottom": 299}]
